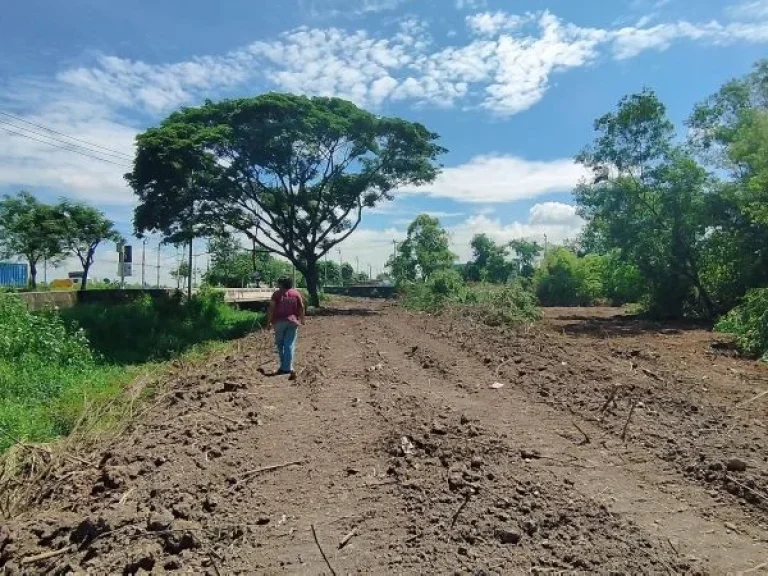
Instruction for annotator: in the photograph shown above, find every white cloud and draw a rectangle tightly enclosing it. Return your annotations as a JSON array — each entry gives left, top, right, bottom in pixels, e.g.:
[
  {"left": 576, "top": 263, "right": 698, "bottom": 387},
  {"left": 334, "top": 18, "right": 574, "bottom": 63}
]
[
  {"left": 466, "top": 11, "right": 529, "bottom": 36},
  {"left": 726, "top": 0, "right": 768, "bottom": 19},
  {"left": 456, "top": 0, "right": 487, "bottom": 10},
  {"left": 400, "top": 154, "right": 589, "bottom": 203}
]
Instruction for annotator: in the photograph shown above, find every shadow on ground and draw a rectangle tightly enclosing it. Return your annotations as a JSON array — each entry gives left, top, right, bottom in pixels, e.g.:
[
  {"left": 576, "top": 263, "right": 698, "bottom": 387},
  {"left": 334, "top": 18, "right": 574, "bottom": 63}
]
[{"left": 554, "top": 315, "right": 710, "bottom": 338}]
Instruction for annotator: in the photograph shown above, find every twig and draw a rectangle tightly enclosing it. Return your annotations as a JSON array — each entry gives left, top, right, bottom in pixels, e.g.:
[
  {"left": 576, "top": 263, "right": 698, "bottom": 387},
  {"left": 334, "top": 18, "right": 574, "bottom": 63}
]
[
  {"left": 572, "top": 421, "right": 591, "bottom": 445},
  {"left": 495, "top": 357, "right": 512, "bottom": 376},
  {"left": 641, "top": 367, "right": 665, "bottom": 382},
  {"left": 338, "top": 529, "right": 356, "bottom": 550},
  {"left": 240, "top": 460, "right": 306, "bottom": 481},
  {"left": 743, "top": 560, "right": 768, "bottom": 574},
  {"left": 311, "top": 524, "right": 337, "bottom": 576},
  {"left": 450, "top": 493, "right": 471, "bottom": 528},
  {"left": 599, "top": 385, "right": 619, "bottom": 415},
  {"left": 666, "top": 537, "right": 680, "bottom": 556},
  {"left": 208, "top": 552, "right": 222, "bottom": 576},
  {"left": 621, "top": 398, "right": 639, "bottom": 442},
  {"left": 725, "top": 475, "right": 768, "bottom": 505},
  {"left": 21, "top": 545, "right": 74, "bottom": 565},
  {"left": 197, "top": 408, "right": 243, "bottom": 426},
  {"left": 736, "top": 389, "right": 768, "bottom": 408}
]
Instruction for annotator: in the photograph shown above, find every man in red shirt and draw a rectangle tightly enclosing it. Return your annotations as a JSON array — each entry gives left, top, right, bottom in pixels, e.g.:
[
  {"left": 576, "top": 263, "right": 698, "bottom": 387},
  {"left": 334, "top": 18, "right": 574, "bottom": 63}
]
[{"left": 267, "top": 276, "right": 305, "bottom": 378}]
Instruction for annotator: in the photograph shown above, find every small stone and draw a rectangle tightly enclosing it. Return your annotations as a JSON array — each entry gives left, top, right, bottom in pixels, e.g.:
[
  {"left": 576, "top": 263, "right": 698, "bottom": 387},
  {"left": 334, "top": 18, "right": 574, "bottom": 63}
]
[
  {"left": 725, "top": 458, "right": 747, "bottom": 472},
  {"left": 458, "top": 546, "right": 469, "bottom": 556},
  {"left": 523, "top": 520, "right": 538, "bottom": 535},
  {"left": 708, "top": 462, "right": 723, "bottom": 471},
  {"left": 520, "top": 449, "right": 541, "bottom": 460},
  {"left": 431, "top": 421, "right": 447, "bottom": 435},
  {"left": 203, "top": 495, "right": 219, "bottom": 512},
  {"left": 724, "top": 522, "right": 739, "bottom": 533},
  {"left": 495, "top": 528, "right": 522, "bottom": 545},
  {"left": 460, "top": 414, "right": 470, "bottom": 425},
  {"left": 172, "top": 502, "right": 193, "bottom": 520},
  {"left": 470, "top": 456, "right": 483, "bottom": 469},
  {"left": 257, "top": 517, "right": 270, "bottom": 525}
]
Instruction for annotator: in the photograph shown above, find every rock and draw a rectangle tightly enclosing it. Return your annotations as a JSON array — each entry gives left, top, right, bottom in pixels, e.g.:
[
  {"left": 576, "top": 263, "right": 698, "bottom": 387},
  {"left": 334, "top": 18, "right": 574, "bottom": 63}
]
[
  {"left": 470, "top": 456, "right": 484, "bottom": 469},
  {"left": 495, "top": 528, "right": 522, "bottom": 545},
  {"left": 708, "top": 462, "right": 723, "bottom": 471},
  {"left": 523, "top": 520, "right": 538, "bottom": 535},
  {"left": 172, "top": 502, "right": 193, "bottom": 520},
  {"left": 147, "top": 508, "right": 174, "bottom": 532},
  {"left": 726, "top": 458, "right": 747, "bottom": 472},
  {"left": 203, "top": 495, "right": 219, "bottom": 513},
  {"left": 70, "top": 517, "right": 110, "bottom": 546},
  {"left": 460, "top": 414, "right": 470, "bottom": 425},
  {"left": 431, "top": 421, "right": 447, "bottom": 435},
  {"left": 124, "top": 543, "right": 162, "bottom": 575},
  {"left": 520, "top": 449, "right": 541, "bottom": 460},
  {"left": 724, "top": 522, "right": 739, "bottom": 533}
]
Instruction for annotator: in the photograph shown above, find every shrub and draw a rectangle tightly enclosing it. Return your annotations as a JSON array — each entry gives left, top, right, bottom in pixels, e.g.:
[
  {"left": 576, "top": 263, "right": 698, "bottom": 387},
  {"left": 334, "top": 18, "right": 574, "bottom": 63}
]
[
  {"left": 61, "top": 289, "right": 264, "bottom": 364},
  {"left": 715, "top": 288, "right": 768, "bottom": 360},
  {"left": 534, "top": 248, "right": 591, "bottom": 306}
]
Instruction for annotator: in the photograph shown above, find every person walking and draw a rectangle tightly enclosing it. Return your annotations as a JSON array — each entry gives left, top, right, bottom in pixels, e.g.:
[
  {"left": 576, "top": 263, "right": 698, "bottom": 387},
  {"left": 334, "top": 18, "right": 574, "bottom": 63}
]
[{"left": 268, "top": 276, "right": 305, "bottom": 378}]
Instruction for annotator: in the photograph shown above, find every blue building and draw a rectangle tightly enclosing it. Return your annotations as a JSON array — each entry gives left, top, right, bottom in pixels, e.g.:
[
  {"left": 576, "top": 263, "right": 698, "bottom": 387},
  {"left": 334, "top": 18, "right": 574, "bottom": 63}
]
[{"left": 0, "top": 262, "right": 28, "bottom": 288}]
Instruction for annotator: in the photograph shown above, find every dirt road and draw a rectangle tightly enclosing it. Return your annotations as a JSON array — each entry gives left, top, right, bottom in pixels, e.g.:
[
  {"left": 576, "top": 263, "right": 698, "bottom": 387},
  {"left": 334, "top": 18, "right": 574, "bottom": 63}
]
[{"left": 3, "top": 301, "right": 767, "bottom": 574}]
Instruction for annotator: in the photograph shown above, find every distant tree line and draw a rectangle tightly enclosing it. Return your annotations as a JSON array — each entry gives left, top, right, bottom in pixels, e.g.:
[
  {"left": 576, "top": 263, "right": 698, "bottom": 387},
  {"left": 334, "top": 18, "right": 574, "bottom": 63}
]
[{"left": 0, "top": 191, "right": 119, "bottom": 290}]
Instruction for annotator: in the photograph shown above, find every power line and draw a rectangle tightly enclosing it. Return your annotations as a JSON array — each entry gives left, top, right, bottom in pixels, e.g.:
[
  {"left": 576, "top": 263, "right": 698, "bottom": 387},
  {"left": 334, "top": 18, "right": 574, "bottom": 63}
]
[
  {"left": 0, "top": 109, "right": 133, "bottom": 160},
  {"left": 0, "top": 125, "right": 131, "bottom": 168}
]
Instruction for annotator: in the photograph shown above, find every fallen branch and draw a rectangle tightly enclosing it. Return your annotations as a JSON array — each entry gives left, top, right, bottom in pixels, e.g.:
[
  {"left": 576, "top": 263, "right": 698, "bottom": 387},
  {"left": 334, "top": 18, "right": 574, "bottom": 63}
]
[
  {"left": 311, "top": 524, "right": 337, "bottom": 576},
  {"left": 599, "top": 385, "right": 620, "bottom": 416},
  {"left": 725, "top": 475, "right": 768, "bottom": 505},
  {"left": 208, "top": 552, "right": 222, "bottom": 576},
  {"left": 235, "top": 460, "right": 306, "bottom": 486},
  {"left": 736, "top": 388, "right": 768, "bottom": 408},
  {"left": 572, "top": 421, "right": 591, "bottom": 445},
  {"left": 641, "top": 367, "right": 664, "bottom": 382},
  {"left": 450, "top": 493, "right": 471, "bottom": 528},
  {"left": 21, "top": 545, "right": 74, "bottom": 565},
  {"left": 338, "top": 529, "right": 356, "bottom": 550},
  {"left": 621, "top": 398, "right": 639, "bottom": 442},
  {"left": 495, "top": 358, "right": 512, "bottom": 376}
]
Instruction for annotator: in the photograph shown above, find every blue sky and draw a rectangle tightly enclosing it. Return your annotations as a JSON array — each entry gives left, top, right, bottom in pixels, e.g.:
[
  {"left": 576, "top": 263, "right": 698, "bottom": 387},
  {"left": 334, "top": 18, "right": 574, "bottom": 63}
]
[{"left": 1, "top": 0, "right": 767, "bottom": 281}]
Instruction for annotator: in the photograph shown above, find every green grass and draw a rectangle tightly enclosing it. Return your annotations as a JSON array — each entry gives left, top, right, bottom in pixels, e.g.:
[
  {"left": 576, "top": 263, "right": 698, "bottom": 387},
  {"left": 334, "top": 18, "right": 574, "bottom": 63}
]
[{"left": 0, "top": 291, "right": 263, "bottom": 453}]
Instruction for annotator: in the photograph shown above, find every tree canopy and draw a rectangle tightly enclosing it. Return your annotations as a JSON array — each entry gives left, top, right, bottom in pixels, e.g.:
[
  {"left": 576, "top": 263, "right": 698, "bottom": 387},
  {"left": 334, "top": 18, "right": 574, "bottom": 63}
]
[
  {"left": 127, "top": 93, "right": 444, "bottom": 305},
  {"left": 0, "top": 192, "right": 65, "bottom": 288},
  {"left": 388, "top": 214, "right": 455, "bottom": 284}
]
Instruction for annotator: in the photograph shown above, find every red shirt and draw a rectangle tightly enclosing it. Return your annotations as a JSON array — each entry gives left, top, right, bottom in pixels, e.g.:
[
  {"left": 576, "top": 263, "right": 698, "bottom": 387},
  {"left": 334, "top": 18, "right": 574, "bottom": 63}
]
[{"left": 271, "top": 288, "right": 303, "bottom": 325}]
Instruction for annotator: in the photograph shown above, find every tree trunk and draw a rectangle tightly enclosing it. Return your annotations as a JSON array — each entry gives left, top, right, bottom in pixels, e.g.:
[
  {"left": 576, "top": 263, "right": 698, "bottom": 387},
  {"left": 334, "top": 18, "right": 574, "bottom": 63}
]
[
  {"left": 29, "top": 261, "right": 37, "bottom": 289},
  {"left": 80, "top": 262, "right": 91, "bottom": 291},
  {"left": 305, "top": 259, "right": 321, "bottom": 308}
]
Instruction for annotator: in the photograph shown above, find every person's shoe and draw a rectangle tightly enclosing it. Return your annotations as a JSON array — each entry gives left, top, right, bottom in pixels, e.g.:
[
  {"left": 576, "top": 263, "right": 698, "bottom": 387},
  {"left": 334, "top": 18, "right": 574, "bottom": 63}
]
[{"left": 288, "top": 370, "right": 297, "bottom": 381}]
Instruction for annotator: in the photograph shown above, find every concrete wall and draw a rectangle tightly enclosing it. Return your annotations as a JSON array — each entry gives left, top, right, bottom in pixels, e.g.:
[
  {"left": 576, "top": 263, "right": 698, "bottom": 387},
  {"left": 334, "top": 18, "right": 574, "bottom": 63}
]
[
  {"left": 18, "top": 289, "right": 177, "bottom": 312},
  {"left": 324, "top": 285, "right": 397, "bottom": 299}
]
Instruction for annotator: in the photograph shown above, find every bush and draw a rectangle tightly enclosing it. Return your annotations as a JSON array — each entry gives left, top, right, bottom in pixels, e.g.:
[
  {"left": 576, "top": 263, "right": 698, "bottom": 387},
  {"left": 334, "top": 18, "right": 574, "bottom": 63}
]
[
  {"left": 715, "top": 288, "right": 768, "bottom": 360},
  {"left": 534, "top": 248, "right": 592, "bottom": 306},
  {"left": 61, "top": 289, "right": 264, "bottom": 364},
  {"left": 402, "top": 270, "right": 540, "bottom": 327},
  {"left": 0, "top": 295, "right": 125, "bottom": 452}
]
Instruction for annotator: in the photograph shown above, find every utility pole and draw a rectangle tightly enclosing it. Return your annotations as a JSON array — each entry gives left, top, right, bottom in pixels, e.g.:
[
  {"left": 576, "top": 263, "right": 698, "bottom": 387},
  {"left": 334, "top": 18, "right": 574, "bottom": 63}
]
[
  {"left": 43, "top": 258, "right": 47, "bottom": 285},
  {"left": 369, "top": 263, "right": 372, "bottom": 280},
  {"left": 187, "top": 239, "right": 193, "bottom": 299},
  {"left": 356, "top": 256, "right": 360, "bottom": 275},
  {"left": 337, "top": 249, "right": 343, "bottom": 286},
  {"left": 141, "top": 239, "right": 146, "bottom": 287},
  {"left": 156, "top": 242, "right": 161, "bottom": 288}
]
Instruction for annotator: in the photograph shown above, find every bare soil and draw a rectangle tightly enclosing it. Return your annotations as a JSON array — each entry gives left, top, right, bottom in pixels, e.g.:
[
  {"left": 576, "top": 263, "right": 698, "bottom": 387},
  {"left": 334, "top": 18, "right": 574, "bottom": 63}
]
[{"left": 2, "top": 301, "right": 767, "bottom": 574}]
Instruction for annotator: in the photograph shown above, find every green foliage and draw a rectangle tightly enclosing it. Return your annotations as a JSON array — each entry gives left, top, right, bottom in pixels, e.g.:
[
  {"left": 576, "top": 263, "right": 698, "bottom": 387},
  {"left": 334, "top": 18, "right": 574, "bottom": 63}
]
[
  {"left": 0, "top": 295, "right": 122, "bottom": 452},
  {"left": 715, "top": 288, "right": 768, "bottom": 360},
  {"left": 465, "top": 234, "right": 514, "bottom": 283},
  {"left": 508, "top": 239, "right": 542, "bottom": 279},
  {"left": 0, "top": 191, "right": 66, "bottom": 288},
  {"left": 575, "top": 91, "right": 716, "bottom": 318},
  {"left": 389, "top": 214, "right": 455, "bottom": 285},
  {"left": 402, "top": 268, "right": 540, "bottom": 328},
  {"left": 534, "top": 248, "right": 591, "bottom": 306},
  {"left": 56, "top": 200, "right": 120, "bottom": 291},
  {"left": 128, "top": 93, "right": 444, "bottom": 306},
  {"left": 61, "top": 290, "right": 263, "bottom": 365}
]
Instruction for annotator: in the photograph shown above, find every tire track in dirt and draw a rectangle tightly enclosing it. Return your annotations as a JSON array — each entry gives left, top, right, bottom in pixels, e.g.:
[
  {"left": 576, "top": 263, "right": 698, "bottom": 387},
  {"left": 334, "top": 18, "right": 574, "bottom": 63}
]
[{"left": 2, "top": 301, "right": 767, "bottom": 574}]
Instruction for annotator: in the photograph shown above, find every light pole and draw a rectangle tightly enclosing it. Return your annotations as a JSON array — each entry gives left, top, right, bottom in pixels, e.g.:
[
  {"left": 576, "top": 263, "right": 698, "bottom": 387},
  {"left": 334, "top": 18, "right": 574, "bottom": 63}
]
[
  {"left": 156, "top": 242, "right": 161, "bottom": 288},
  {"left": 337, "top": 249, "right": 343, "bottom": 286},
  {"left": 141, "top": 239, "right": 146, "bottom": 287}
]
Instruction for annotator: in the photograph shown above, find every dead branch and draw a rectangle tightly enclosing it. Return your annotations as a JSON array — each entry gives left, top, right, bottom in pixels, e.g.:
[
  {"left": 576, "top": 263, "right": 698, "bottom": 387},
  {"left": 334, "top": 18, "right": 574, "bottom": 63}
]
[
  {"left": 621, "top": 398, "right": 639, "bottom": 442},
  {"left": 641, "top": 367, "right": 665, "bottom": 382},
  {"left": 599, "top": 385, "right": 620, "bottom": 416},
  {"left": 450, "top": 493, "right": 471, "bottom": 528},
  {"left": 208, "top": 552, "right": 222, "bottom": 576},
  {"left": 311, "top": 524, "right": 337, "bottom": 576},
  {"left": 21, "top": 545, "right": 74, "bottom": 565},
  {"left": 572, "top": 421, "right": 591, "bottom": 445},
  {"left": 736, "top": 388, "right": 768, "bottom": 408},
  {"left": 338, "top": 529, "right": 356, "bottom": 550},
  {"left": 494, "top": 357, "right": 512, "bottom": 376},
  {"left": 230, "top": 460, "right": 307, "bottom": 490}
]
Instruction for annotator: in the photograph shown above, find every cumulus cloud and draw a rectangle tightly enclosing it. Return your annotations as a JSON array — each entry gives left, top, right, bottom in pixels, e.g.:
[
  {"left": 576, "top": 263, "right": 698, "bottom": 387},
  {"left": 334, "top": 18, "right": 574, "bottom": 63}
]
[{"left": 399, "top": 155, "right": 589, "bottom": 203}]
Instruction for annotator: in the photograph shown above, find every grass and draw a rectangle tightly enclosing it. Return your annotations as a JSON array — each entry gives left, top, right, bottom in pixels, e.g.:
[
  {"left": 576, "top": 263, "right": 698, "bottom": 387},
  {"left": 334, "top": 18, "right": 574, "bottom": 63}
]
[
  {"left": 0, "top": 290, "right": 264, "bottom": 454},
  {"left": 401, "top": 270, "right": 541, "bottom": 328}
]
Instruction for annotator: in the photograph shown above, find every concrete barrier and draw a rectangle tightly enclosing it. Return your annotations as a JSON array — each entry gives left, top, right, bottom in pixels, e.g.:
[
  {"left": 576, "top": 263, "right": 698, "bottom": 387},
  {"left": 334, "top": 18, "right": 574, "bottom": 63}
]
[{"left": 323, "top": 285, "right": 397, "bottom": 299}]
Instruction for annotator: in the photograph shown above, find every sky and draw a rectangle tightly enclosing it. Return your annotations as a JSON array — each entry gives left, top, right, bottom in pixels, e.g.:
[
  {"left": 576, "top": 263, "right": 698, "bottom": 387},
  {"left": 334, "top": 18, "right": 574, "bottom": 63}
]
[{"left": 1, "top": 0, "right": 767, "bottom": 284}]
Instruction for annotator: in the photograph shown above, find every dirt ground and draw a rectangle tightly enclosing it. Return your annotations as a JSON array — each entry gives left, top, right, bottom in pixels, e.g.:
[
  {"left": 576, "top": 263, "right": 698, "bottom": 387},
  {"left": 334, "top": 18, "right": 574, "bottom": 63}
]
[{"left": 2, "top": 301, "right": 767, "bottom": 574}]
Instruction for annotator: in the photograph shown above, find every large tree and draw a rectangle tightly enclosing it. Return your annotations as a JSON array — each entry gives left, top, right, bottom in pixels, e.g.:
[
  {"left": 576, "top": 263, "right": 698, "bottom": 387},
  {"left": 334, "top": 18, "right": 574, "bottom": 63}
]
[
  {"left": 389, "top": 214, "right": 455, "bottom": 284},
  {"left": 0, "top": 191, "right": 65, "bottom": 288},
  {"left": 127, "top": 93, "right": 444, "bottom": 306},
  {"left": 575, "top": 90, "right": 715, "bottom": 318},
  {"left": 508, "top": 239, "right": 542, "bottom": 280},
  {"left": 57, "top": 200, "right": 120, "bottom": 291}
]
